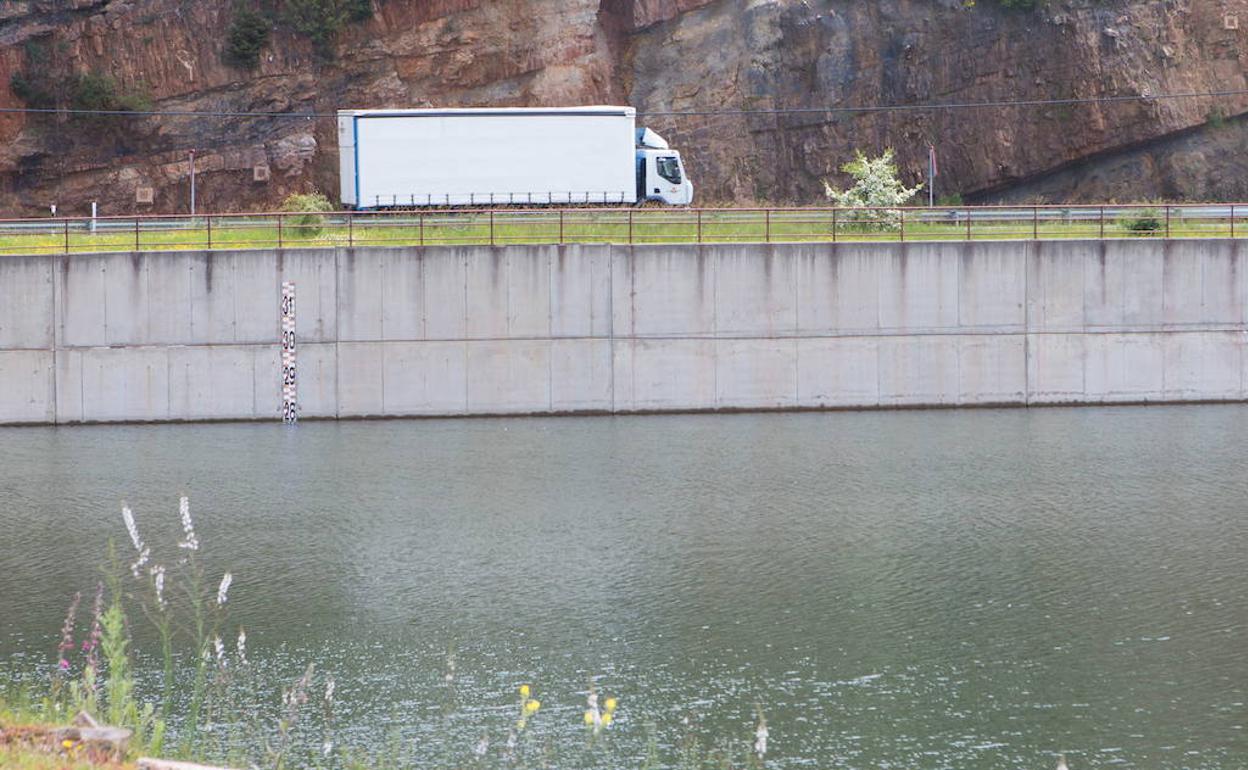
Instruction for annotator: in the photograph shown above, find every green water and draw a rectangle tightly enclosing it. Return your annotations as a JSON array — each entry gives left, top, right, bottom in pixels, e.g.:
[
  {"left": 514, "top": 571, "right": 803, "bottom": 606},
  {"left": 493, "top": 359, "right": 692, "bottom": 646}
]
[{"left": 1, "top": 406, "right": 1245, "bottom": 768}]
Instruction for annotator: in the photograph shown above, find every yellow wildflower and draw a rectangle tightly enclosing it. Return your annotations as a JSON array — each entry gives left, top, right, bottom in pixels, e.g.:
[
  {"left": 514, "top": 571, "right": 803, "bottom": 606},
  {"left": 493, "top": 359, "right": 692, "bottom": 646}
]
[
  {"left": 518, "top": 684, "right": 531, "bottom": 698},
  {"left": 604, "top": 697, "right": 618, "bottom": 712},
  {"left": 584, "top": 710, "right": 595, "bottom": 725},
  {"left": 61, "top": 739, "right": 75, "bottom": 750},
  {"left": 516, "top": 718, "right": 527, "bottom": 730},
  {"left": 524, "top": 698, "right": 541, "bottom": 714},
  {"left": 601, "top": 712, "right": 614, "bottom": 727}
]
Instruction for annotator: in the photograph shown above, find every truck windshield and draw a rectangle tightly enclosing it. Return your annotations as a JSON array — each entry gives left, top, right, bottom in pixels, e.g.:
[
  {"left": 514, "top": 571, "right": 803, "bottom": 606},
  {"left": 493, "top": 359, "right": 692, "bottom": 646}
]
[{"left": 656, "top": 156, "right": 682, "bottom": 184}]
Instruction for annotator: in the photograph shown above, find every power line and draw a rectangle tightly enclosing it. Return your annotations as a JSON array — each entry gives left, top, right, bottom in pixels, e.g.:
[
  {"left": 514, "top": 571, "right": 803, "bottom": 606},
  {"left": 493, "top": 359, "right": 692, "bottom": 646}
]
[
  {"left": 639, "top": 88, "right": 1248, "bottom": 117},
  {"left": 0, "top": 88, "right": 1244, "bottom": 121}
]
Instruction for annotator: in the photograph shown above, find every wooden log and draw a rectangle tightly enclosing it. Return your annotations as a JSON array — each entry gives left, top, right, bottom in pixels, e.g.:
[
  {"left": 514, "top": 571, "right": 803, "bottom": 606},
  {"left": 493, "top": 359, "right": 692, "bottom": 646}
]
[{"left": 137, "top": 759, "right": 241, "bottom": 770}]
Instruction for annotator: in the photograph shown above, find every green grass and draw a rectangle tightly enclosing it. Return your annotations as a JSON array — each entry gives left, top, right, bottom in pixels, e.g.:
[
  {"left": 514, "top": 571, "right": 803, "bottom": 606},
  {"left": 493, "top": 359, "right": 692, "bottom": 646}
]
[
  {"left": 0, "top": 748, "right": 131, "bottom": 770},
  {"left": 0, "top": 209, "right": 1237, "bottom": 256}
]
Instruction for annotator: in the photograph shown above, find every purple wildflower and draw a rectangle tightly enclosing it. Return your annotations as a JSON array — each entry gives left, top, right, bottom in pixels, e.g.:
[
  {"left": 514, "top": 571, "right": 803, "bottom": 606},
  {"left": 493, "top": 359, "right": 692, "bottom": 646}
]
[{"left": 56, "top": 591, "right": 81, "bottom": 673}]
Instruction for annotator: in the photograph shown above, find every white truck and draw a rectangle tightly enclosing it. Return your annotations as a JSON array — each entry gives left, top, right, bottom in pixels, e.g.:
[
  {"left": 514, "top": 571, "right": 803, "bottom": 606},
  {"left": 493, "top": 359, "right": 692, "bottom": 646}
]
[{"left": 337, "top": 106, "right": 693, "bottom": 209}]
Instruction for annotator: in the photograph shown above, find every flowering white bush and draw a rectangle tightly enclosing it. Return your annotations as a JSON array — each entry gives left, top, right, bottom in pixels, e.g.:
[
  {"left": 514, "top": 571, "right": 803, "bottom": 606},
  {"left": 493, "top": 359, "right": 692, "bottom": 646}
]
[{"left": 823, "top": 149, "right": 922, "bottom": 230}]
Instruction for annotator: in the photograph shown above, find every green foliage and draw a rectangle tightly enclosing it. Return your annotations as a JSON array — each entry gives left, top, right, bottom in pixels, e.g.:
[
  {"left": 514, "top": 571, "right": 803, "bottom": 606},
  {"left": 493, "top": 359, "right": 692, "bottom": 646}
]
[
  {"left": 936, "top": 192, "right": 965, "bottom": 207},
  {"left": 823, "top": 149, "right": 922, "bottom": 230},
  {"left": 281, "top": 191, "right": 335, "bottom": 237},
  {"left": 100, "top": 601, "right": 137, "bottom": 729},
  {"left": 70, "top": 73, "right": 149, "bottom": 112},
  {"left": 9, "top": 67, "right": 149, "bottom": 116},
  {"left": 1207, "top": 107, "right": 1227, "bottom": 129},
  {"left": 9, "top": 71, "right": 54, "bottom": 109},
  {"left": 345, "top": 0, "right": 373, "bottom": 22},
  {"left": 224, "top": 8, "right": 272, "bottom": 69},
  {"left": 281, "top": 0, "right": 372, "bottom": 58},
  {"left": 1119, "top": 206, "right": 1163, "bottom": 234}
]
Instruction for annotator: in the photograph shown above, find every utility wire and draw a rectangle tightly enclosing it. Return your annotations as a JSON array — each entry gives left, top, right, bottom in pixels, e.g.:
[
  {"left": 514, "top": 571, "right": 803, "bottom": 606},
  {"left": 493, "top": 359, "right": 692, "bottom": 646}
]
[
  {"left": 640, "top": 88, "right": 1248, "bottom": 117},
  {"left": 0, "top": 87, "right": 1244, "bottom": 120}
]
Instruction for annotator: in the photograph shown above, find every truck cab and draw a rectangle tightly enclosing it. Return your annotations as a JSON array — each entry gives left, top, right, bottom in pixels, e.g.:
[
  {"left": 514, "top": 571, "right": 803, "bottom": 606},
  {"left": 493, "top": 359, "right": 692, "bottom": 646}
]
[{"left": 636, "top": 127, "right": 694, "bottom": 206}]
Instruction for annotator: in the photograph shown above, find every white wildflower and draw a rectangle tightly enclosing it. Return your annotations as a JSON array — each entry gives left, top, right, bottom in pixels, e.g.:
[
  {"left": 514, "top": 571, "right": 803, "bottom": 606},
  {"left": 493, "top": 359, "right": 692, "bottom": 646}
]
[
  {"left": 585, "top": 690, "right": 602, "bottom": 731},
  {"left": 151, "top": 565, "right": 166, "bottom": 607},
  {"left": 474, "top": 736, "right": 489, "bottom": 757},
  {"left": 214, "top": 635, "right": 226, "bottom": 668},
  {"left": 177, "top": 495, "right": 199, "bottom": 551},
  {"left": 324, "top": 676, "right": 335, "bottom": 705},
  {"left": 237, "top": 628, "right": 247, "bottom": 665},
  {"left": 322, "top": 740, "right": 334, "bottom": 757},
  {"left": 216, "top": 572, "right": 233, "bottom": 606},
  {"left": 754, "top": 718, "right": 769, "bottom": 759},
  {"left": 121, "top": 505, "right": 151, "bottom": 577}
]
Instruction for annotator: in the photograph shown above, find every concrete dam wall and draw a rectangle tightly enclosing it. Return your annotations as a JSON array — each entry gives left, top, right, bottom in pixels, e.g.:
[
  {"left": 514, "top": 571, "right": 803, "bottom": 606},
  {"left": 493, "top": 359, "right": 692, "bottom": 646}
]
[{"left": 1, "top": 240, "right": 1246, "bottom": 424}]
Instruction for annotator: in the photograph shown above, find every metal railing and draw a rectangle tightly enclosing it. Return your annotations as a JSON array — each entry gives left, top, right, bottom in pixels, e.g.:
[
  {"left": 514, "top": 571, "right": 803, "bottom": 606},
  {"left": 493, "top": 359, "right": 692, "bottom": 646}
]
[{"left": 0, "top": 204, "right": 1240, "bottom": 256}]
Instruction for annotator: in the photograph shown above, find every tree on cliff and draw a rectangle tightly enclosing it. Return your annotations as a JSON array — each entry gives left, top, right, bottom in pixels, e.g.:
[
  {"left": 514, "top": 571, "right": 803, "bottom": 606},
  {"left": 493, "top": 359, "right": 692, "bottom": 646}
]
[
  {"left": 224, "top": 9, "right": 272, "bottom": 69},
  {"left": 822, "top": 149, "right": 922, "bottom": 230}
]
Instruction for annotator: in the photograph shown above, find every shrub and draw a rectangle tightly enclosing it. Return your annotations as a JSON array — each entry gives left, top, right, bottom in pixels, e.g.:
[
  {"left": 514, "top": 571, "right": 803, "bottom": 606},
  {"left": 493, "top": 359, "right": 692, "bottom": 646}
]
[
  {"left": 69, "top": 73, "right": 119, "bottom": 111},
  {"left": 224, "top": 9, "right": 271, "bottom": 69},
  {"left": 281, "top": 0, "right": 373, "bottom": 58},
  {"left": 70, "top": 73, "right": 151, "bottom": 115},
  {"left": 10, "top": 69, "right": 150, "bottom": 118},
  {"left": 281, "top": 191, "right": 335, "bottom": 238},
  {"left": 345, "top": 0, "right": 373, "bottom": 22},
  {"left": 822, "top": 149, "right": 922, "bottom": 230},
  {"left": 9, "top": 71, "right": 54, "bottom": 109},
  {"left": 1119, "top": 206, "right": 1163, "bottom": 235}
]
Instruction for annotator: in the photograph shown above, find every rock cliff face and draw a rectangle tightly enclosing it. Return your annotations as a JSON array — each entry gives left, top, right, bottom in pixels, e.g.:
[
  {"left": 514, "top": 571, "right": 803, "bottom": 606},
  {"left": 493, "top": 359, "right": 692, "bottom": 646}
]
[{"left": 0, "top": 0, "right": 1244, "bottom": 215}]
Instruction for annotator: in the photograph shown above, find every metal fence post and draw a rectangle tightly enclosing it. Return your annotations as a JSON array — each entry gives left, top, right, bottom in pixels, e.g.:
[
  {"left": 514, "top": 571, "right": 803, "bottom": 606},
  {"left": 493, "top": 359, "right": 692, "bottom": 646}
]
[
  {"left": 419, "top": 212, "right": 425, "bottom": 246},
  {"left": 899, "top": 208, "right": 905, "bottom": 242},
  {"left": 347, "top": 212, "right": 353, "bottom": 247},
  {"left": 1165, "top": 205, "right": 1171, "bottom": 238},
  {"left": 628, "top": 209, "right": 634, "bottom": 245},
  {"left": 207, "top": 215, "right": 213, "bottom": 250},
  {"left": 966, "top": 207, "right": 972, "bottom": 240},
  {"left": 832, "top": 208, "right": 838, "bottom": 243},
  {"left": 277, "top": 213, "right": 283, "bottom": 248},
  {"left": 134, "top": 217, "right": 140, "bottom": 252},
  {"left": 696, "top": 209, "right": 703, "bottom": 244},
  {"left": 489, "top": 209, "right": 495, "bottom": 246},
  {"left": 1099, "top": 206, "right": 1105, "bottom": 239},
  {"left": 765, "top": 209, "right": 771, "bottom": 243},
  {"left": 63, "top": 219, "right": 69, "bottom": 254},
  {"left": 559, "top": 210, "right": 564, "bottom": 245},
  {"left": 1033, "top": 206, "right": 1038, "bottom": 240},
  {"left": 1232, "top": 205, "right": 1236, "bottom": 239}
]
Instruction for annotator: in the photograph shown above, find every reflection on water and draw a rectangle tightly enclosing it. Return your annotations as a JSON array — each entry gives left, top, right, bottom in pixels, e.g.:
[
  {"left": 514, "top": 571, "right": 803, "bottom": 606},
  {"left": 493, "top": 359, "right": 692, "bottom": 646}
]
[{"left": 1, "top": 406, "right": 1246, "bottom": 768}]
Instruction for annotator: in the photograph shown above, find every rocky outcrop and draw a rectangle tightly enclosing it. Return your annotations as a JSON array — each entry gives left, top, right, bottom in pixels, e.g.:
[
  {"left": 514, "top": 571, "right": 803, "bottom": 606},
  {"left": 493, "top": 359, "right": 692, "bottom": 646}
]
[
  {"left": 600, "top": 0, "right": 718, "bottom": 31},
  {"left": 628, "top": 0, "right": 1248, "bottom": 203},
  {"left": 0, "top": 0, "right": 1245, "bottom": 215},
  {"left": 980, "top": 115, "right": 1248, "bottom": 204}
]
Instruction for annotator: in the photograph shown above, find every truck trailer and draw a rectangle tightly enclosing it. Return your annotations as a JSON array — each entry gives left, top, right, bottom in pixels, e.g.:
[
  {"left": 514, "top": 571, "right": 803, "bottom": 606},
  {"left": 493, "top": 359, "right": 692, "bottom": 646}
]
[{"left": 337, "top": 106, "right": 693, "bottom": 209}]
